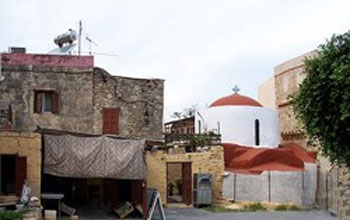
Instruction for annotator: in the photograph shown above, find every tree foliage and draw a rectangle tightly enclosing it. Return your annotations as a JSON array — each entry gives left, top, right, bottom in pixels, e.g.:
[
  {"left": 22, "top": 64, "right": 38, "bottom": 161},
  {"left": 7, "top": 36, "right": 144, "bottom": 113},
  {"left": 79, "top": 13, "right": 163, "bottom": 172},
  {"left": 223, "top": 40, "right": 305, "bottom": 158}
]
[
  {"left": 291, "top": 31, "right": 350, "bottom": 166},
  {"left": 171, "top": 104, "right": 198, "bottom": 119}
]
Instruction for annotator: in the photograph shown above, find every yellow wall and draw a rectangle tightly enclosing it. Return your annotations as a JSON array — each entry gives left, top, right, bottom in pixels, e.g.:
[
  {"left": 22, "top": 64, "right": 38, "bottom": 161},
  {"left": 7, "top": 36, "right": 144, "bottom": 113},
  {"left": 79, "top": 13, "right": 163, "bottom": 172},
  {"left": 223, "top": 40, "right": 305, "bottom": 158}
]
[
  {"left": 146, "top": 146, "right": 224, "bottom": 205},
  {"left": 0, "top": 131, "right": 41, "bottom": 197},
  {"left": 258, "top": 76, "right": 276, "bottom": 109}
]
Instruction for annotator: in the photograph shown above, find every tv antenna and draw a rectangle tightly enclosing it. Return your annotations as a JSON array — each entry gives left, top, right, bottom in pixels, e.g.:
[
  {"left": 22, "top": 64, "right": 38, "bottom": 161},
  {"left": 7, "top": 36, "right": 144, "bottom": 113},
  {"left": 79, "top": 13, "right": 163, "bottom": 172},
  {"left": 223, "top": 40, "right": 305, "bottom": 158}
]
[{"left": 86, "top": 35, "right": 98, "bottom": 55}]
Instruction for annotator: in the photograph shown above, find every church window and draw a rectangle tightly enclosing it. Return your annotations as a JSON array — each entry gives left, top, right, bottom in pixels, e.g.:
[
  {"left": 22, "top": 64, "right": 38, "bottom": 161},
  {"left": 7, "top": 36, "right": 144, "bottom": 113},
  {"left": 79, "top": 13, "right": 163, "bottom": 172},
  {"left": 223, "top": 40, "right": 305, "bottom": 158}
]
[{"left": 255, "top": 119, "right": 260, "bottom": 145}]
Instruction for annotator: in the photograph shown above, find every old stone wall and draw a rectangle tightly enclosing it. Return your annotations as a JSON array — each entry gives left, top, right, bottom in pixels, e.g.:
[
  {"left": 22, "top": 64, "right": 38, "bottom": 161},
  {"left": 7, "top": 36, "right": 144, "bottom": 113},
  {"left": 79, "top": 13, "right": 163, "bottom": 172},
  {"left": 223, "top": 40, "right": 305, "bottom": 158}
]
[
  {"left": 146, "top": 146, "right": 224, "bottom": 205},
  {"left": 93, "top": 68, "right": 164, "bottom": 140},
  {"left": 0, "top": 53, "right": 95, "bottom": 133},
  {"left": 0, "top": 53, "right": 164, "bottom": 141},
  {"left": 274, "top": 51, "right": 316, "bottom": 141},
  {"left": 317, "top": 155, "right": 350, "bottom": 220},
  {"left": 0, "top": 131, "right": 41, "bottom": 197}
]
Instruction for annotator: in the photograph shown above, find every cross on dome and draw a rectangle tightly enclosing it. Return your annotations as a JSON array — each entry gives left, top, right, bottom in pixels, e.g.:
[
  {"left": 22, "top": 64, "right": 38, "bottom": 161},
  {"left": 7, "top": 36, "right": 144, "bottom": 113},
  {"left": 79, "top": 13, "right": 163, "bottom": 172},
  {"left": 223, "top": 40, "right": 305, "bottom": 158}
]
[{"left": 232, "top": 85, "right": 240, "bottom": 94}]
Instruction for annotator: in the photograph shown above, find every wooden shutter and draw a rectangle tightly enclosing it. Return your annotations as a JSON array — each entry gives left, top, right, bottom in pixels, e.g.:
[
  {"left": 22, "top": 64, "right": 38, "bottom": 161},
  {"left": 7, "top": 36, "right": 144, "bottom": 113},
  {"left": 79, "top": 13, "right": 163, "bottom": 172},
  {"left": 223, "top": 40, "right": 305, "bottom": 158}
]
[
  {"left": 103, "top": 108, "right": 120, "bottom": 134},
  {"left": 35, "top": 92, "right": 43, "bottom": 113},
  {"left": 15, "top": 156, "right": 27, "bottom": 197},
  {"left": 182, "top": 163, "right": 192, "bottom": 205},
  {"left": 52, "top": 92, "right": 60, "bottom": 114}
]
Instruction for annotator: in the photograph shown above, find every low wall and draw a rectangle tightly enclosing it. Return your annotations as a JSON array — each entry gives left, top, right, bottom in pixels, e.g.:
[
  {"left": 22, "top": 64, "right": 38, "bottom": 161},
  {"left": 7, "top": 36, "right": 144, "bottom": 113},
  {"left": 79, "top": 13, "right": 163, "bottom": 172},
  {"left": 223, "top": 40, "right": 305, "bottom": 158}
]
[
  {"left": 0, "top": 131, "right": 41, "bottom": 197},
  {"left": 146, "top": 146, "right": 224, "bottom": 205},
  {"left": 317, "top": 154, "right": 350, "bottom": 220},
  {"left": 223, "top": 163, "right": 317, "bottom": 207}
]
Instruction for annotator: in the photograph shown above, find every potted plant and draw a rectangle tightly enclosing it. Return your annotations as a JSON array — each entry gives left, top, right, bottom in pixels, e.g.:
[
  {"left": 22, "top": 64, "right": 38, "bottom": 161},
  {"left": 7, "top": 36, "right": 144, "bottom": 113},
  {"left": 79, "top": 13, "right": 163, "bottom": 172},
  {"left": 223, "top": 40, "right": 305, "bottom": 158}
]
[
  {"left": 175, "top": 179, "right": 183, "bottom": 195},
  {"left": 167, "top": 182, "right": 174, "bottom": 196},
  {"left": 0, "top": 210, "right": 25, "bottom": 220}
]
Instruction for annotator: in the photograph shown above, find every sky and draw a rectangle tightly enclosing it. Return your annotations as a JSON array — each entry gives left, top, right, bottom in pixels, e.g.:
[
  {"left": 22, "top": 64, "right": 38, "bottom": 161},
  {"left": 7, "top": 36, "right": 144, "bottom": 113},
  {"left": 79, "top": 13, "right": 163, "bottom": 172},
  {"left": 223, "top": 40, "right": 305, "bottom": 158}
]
[{"left": 1, "top": 0, "right": 350, "bottom": 121}]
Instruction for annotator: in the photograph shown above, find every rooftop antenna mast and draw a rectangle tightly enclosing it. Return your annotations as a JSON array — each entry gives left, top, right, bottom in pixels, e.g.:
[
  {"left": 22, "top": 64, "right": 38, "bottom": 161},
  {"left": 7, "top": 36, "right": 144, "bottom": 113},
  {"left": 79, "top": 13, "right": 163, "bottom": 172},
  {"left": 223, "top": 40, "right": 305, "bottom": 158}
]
[
  {"left": 86, "top": 35, "right": 97, "bottom": 56},
  {"left": 78, "top": 20, "right": 82, "bottom": 55}
]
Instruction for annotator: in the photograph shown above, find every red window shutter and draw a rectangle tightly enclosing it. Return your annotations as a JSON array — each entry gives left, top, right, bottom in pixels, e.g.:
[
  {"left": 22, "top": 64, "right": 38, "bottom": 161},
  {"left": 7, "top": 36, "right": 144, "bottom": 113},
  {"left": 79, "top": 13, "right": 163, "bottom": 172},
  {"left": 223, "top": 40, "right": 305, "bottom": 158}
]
[
  {"left": 52, "top": 92, "right": 60, "bottom": 114},
  {"left": 103, "top": 108, "right": 120, "bottom": 134},
  {"left": 103, "top": 109, "right": 111, "bottom": 134},
  {"left": 15, "top": 156, "right": 27, "bottom": 197},
  {"left": 35, "top": 93, "right": 43, "bottom": 113}
]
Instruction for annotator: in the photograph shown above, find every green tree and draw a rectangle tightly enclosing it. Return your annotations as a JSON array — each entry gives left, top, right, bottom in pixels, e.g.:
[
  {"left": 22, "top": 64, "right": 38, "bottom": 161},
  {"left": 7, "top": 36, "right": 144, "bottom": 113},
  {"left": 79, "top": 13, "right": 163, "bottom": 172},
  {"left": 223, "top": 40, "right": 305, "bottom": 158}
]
[{"left": 291, "top": 31, "right": 350, "bottom": 166}]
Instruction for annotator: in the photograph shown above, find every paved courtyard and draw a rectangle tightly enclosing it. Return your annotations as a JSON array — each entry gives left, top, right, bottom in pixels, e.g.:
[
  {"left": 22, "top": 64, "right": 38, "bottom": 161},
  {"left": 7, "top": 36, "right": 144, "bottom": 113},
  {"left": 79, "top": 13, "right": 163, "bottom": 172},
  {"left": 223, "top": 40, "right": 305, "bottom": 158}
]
[
  {"left": 64, "top": 206, "right": 339, "bottom": 220},
  {"left": 152, "top": 207, "right": 339, "bottom": 220}
]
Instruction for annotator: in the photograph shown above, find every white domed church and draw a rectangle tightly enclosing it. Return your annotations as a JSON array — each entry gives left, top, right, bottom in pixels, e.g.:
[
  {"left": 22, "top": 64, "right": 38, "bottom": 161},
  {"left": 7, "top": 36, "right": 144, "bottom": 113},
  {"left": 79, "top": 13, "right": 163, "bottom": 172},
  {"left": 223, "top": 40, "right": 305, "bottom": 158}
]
[
  {"left": 195, "top": 86, "right": 280, "bottom": 148},
  {"left": 195, "top": 86, "right": 317, "bottom": 207}
]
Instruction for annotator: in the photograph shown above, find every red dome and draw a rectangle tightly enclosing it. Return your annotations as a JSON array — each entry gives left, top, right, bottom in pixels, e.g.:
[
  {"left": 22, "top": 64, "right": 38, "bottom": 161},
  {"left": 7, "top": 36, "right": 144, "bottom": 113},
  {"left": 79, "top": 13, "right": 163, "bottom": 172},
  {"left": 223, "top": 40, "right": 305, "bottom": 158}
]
[{"left": 210, "top": 93, "right": 262, "bottom": 107}]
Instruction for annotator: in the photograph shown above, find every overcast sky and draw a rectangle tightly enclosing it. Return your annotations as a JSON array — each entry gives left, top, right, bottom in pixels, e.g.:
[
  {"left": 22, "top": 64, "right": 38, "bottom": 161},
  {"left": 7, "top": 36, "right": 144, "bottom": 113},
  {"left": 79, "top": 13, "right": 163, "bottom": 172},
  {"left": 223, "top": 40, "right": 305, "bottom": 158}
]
[{"left": 1, "top": 0, "right": 349, "bottom": 121}]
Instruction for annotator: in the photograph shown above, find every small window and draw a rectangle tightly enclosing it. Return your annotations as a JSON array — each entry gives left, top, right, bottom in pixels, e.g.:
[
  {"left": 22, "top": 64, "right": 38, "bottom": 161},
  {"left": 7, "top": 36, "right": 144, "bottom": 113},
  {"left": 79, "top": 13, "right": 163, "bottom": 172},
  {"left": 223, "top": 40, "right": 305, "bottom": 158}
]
[
  {"left": 34, "top": 91, "right": 59, "bottom": 114},
  {"left": 0, "top": 100, "right": 12, "bottom": 129},
  {"left": 255, "top": 119, "right": 260, "bottom": 146}
]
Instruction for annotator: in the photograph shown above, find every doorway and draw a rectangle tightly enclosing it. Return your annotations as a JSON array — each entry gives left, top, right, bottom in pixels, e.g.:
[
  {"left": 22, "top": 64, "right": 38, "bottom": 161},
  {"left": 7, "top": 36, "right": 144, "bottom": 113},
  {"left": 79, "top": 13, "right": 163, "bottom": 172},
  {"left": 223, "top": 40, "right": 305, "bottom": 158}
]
[
  {"left": 41, "top": 175, "right": 145, "bottom": 218},
  {"left": 166, "top": 162, "right": 192, "bottom": 205}
]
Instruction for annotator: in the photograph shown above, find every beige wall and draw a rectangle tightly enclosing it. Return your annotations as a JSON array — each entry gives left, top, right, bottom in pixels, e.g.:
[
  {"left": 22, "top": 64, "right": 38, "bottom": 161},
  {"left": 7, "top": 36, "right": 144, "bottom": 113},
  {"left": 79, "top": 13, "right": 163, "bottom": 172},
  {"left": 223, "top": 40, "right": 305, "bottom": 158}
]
[
  {"left": 0, "top": 131, "right": 41, "bottom": 197},
  {"left": 146, "top": 146, "right": 224, "bottom": 205},
  {"left": 258, "top": 76, "right": 276, "bottom": 109},
  {"left": 275, "top": 51, "right": 315, "bottom": 141},
  {"left": 274, "top": 51, "right": 317, "bottom": 148}
]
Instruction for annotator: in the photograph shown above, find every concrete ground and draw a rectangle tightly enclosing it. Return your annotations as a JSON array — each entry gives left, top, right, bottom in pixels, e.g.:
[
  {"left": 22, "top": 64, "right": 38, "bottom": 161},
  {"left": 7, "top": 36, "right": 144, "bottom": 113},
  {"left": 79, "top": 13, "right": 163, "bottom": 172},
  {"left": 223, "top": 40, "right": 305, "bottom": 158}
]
[
  {"left": 62, "top": 207, "right": 339, "bottom": 220},
  {"left": 151, "top": 207, "right": 339, "bottom": 220}
]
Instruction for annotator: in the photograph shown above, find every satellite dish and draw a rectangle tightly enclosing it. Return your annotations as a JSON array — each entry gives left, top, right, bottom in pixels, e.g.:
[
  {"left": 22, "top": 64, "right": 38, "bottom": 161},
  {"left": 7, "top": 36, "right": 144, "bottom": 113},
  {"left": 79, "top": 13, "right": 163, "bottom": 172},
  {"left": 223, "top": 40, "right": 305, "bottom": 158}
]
[
  {"left": 54, "top": 29, "right": 78, "bottom": 48},
  {"left": 48, "top": 43, "right": 77, "bottom": 55}
]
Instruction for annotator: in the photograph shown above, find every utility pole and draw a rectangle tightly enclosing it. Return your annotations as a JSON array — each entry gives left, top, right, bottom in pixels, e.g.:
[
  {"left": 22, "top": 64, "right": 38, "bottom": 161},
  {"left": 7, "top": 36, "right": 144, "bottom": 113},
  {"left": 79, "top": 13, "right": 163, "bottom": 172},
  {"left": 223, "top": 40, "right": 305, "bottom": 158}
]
[{"left": 78, "top": 20, "right": 82, "bottom": 55}]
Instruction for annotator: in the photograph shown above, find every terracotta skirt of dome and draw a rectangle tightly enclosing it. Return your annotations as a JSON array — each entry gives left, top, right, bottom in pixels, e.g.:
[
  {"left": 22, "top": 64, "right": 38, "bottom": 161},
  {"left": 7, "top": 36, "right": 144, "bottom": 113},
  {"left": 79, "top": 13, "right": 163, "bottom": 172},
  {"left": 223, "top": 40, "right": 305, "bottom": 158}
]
[{"left": 223, "top": 143, "right": 316, "bottom": 175}]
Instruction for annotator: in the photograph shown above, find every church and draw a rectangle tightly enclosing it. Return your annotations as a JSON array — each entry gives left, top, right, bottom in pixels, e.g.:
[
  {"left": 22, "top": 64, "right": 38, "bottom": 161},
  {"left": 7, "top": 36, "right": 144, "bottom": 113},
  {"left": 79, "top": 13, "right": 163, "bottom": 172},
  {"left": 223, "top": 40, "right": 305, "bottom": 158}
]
[{"left": 195, "top": 86, "right": 317, "bottom": 207}]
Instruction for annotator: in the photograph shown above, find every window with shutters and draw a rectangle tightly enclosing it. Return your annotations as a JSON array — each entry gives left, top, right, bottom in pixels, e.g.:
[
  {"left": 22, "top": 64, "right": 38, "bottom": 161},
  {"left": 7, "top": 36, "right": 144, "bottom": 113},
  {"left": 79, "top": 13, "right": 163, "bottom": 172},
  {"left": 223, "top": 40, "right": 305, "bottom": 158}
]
[
  {"left": 34, "top": 91, "right": 59, "bottom": 114},
  {"left": 103, "top": 108, "right": 120, "bottom": 134}
]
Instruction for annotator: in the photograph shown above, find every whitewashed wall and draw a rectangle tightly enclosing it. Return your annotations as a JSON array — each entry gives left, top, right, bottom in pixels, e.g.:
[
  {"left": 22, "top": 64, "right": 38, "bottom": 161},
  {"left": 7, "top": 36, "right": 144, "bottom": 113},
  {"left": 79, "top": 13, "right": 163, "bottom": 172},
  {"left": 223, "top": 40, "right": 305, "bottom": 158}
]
[
  {"left": 195, "top": 106, "right": 280, "bottom": 148},
  {"left": 222, "top": 163, "right": 317, "bottom": 207}
]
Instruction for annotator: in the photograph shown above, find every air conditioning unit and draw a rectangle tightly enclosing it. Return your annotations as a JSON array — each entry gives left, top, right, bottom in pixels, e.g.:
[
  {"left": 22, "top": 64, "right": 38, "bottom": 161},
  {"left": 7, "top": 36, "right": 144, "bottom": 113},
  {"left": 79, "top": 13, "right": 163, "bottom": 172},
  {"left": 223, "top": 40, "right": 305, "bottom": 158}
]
[{"left": 8, "top": 47, "right": 26, "bottom": 54}]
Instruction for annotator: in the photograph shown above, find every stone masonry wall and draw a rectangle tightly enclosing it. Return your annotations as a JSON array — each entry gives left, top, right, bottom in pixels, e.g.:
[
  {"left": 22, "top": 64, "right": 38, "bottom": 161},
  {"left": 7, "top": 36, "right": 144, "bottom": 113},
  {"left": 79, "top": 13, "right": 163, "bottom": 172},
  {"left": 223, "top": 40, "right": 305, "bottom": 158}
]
[
  {"left": 93, "top": 68, "right": 164, "bottom": 140},
  {"left": 0, "top": 53, "right": 94, "bottom": 133},
  {"left": 146, "top": 146, "right": 224, "bottom": 205},
  {"left": 0, "top": 131, "right": 41, "bottom": 197},
  {"left": 0, "top": 53, "right": 164, "bottom": 140},
  {"left": 274, "top": 51, "right": 316, "bottom": 138}
]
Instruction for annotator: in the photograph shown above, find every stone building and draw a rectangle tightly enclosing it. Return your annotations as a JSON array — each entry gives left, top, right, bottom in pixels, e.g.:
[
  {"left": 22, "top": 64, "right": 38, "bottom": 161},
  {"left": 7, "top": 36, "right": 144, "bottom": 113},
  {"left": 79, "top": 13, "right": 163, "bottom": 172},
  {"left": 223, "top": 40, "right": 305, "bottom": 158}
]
[
  {"left": 146, "top": 146, "right": 225, "bottom": 206},
  {"left": 0, "top": 51, "right": 164, "bottom": 217},
  {"left": 0, "top": 52, "right": 163, "bottom": 140},
  {"left": 274, "top": 51, "right": 317, "bottom": 149},
  {"left": 258, "top": 51, "right": 350, "bottom": 219}
]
